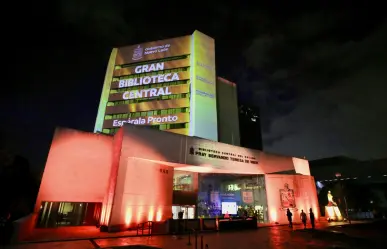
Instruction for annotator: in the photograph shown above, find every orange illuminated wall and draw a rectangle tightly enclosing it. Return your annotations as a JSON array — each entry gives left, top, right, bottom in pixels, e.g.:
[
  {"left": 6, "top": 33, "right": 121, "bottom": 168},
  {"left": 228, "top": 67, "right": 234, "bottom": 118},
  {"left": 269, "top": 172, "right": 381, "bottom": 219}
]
[
  {"left": 100, "top": 128, "right": 124, "bottom": 226},
  {"left": 30, "top": 125, "right": 317, "bottom": 233},
  {"left": 108, "top": 158, "right": 174, "bottom": 230},
  {"left": 34, "top": 128, "right": 113, "bottom": 212},
  {"left": 265, "top": 174, "right": 319, "bottom": 224}
]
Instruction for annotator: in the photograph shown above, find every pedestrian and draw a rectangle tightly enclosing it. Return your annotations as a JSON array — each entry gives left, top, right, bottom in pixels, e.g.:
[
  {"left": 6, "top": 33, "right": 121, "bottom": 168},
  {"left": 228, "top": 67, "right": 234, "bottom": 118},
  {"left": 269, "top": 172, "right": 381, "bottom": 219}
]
[
  {"left": 300, "top": 210, "right": 307, "bottom": 229},
  {"left": 286, "top": 208, "right": 293, "bottom": 228},
  {"left": 309, "top": 208, "right": 315, "bottom": 229}
]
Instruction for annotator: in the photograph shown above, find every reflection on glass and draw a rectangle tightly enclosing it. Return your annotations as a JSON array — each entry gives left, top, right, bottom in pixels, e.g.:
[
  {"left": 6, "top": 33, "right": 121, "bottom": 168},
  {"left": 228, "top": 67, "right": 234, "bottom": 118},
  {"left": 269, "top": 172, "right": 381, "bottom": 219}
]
[
  {"left": 37, "top": 202, "right": 102, "bottom": 228},
  {"left": 197, "top": 174, "right": 269, "bottom": 222},
  {"left": 173, "top": 171, "right": 193, "bottom": 191},
  {"left": 172, "top": 205, "right": 195, "bottom": 219}
]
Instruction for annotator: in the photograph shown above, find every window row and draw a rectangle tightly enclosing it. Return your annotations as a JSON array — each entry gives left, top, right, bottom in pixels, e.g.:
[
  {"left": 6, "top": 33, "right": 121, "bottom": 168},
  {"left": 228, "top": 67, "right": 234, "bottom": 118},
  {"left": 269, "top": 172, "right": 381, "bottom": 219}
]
[
  {"left": 107, "top": 93, "right": 189, "bottom": 106},
  {"left": 110, "top": 80, "right": 189, "bottom": 93},
  {"left": 112, "top": 67, "right": 189, "bottom": 81},
  {"left": 103, "top": 123, "right": 188, "bottom": 135},
  {"left": 105, "top": 108, "right": 189, "bottom": 120},
  {"left": 115, "top": 55, "right": 190, "bottom": 69}
]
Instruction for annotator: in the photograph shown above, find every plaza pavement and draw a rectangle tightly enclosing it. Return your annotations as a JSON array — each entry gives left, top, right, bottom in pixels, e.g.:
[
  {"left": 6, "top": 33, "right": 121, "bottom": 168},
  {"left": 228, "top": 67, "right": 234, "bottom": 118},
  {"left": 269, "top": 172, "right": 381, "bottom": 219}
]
[{"left": 5, "top": 220, "right": 369, "bottom": 249}]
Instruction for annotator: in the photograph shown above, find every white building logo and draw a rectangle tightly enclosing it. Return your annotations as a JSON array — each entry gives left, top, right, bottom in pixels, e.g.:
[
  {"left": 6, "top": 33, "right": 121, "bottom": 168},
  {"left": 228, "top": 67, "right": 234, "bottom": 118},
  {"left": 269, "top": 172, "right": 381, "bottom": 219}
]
[{"left": 132, "top": 45, "right": 143, "bottom": 61}]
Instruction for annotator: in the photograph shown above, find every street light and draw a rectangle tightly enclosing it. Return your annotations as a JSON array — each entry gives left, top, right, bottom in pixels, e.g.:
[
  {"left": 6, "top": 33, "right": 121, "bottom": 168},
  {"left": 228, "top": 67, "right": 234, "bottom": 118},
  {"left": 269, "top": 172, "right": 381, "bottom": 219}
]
[{"left": 335, "top": 172, "right": 351, "bottom": 224}]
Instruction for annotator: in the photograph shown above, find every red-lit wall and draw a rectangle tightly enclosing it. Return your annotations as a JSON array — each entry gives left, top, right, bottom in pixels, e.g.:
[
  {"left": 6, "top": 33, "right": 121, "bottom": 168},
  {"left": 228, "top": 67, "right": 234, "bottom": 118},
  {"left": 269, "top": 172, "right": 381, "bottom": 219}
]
[
  {"left": 108, "top": 158, "right": 173, "bottom": 229},
  {"left": 265, "top": 174, "right": 319, "bottom": 224},
  {"left": 100, "top": 128, "right": 124, "bottom": 226},
  {"left": 35, "top": 128, "right": 113, "bottom": 211}
]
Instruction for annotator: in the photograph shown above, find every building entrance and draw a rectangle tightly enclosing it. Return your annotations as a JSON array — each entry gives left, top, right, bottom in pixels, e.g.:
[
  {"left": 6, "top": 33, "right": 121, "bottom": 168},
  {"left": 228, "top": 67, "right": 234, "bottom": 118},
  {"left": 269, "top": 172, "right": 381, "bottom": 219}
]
[
  {"left": 172, "top": 205, "right": 195, "bottom": 219},
  {"left": 36, "top": 202, "right": 102, "bottom": 228}
]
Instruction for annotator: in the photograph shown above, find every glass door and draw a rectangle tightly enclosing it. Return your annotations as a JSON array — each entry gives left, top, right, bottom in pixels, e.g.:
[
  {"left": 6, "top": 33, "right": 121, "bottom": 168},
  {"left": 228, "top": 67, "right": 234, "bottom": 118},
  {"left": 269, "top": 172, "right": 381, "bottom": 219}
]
[{"left": 172, "top": 205, "right": 195, "bottom": 219}]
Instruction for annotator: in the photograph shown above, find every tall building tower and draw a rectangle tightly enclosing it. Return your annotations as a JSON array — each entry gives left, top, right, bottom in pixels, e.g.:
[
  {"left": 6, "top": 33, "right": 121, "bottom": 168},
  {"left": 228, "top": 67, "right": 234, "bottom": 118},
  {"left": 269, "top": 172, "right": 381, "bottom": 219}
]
[{"left": 94, "top": 31, "right": 218, "bottom": 141}]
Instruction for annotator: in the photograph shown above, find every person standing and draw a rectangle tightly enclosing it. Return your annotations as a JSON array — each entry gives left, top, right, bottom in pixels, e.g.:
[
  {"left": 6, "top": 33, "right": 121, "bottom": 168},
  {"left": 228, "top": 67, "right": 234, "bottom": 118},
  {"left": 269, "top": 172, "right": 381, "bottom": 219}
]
[
  {"left": 286, "top": 208, "right": 293, "bottom": 228},
  {"left": 300, "top": 210, "right": 307, "bottom": 229},
  {"left": 309, "top": 208, "right": 315, "bottom": 229}
]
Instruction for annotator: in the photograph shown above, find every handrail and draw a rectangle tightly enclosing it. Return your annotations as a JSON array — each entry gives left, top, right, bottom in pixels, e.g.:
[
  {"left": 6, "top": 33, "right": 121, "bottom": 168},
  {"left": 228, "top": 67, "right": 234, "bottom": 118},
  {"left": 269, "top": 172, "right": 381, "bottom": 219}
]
[{"left": 136, "top": 221, "right": 152, "bottom": 236}]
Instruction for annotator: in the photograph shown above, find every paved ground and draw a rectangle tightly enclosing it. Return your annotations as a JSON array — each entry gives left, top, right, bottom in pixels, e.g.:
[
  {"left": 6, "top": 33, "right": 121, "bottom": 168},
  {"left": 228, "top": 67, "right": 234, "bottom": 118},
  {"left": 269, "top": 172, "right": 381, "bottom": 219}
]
[{"left": 5, "top": 220, "right": 385, "bottom": 249}]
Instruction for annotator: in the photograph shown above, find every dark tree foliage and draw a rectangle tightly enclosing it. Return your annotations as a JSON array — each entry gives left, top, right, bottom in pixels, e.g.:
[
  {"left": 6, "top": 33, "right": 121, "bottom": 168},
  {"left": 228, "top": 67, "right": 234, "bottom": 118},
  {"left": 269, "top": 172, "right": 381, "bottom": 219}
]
[{"left": 0, "top": 150, "right": 39, "bottom": 220}]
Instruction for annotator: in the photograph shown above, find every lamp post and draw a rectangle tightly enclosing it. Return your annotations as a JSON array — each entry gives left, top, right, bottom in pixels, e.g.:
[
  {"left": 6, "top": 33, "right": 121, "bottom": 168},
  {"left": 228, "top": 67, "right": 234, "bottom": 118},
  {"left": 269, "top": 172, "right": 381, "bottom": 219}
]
[{"left": 335, "top": 173, "right": 351, "bottom": 224}]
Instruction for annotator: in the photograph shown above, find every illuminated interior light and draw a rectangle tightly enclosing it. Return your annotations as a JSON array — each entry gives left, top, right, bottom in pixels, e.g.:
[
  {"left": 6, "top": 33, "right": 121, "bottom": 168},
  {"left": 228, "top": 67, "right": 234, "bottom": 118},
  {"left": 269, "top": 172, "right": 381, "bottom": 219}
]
[
  {"left": 125, "top": 208, "right": 132, "bottom": 225},
  {"left": 148, "top": 207, "right": 154, "bottom": 221},
  {"left": 156, "top": 208, "right": 162, "bottom": 221}
]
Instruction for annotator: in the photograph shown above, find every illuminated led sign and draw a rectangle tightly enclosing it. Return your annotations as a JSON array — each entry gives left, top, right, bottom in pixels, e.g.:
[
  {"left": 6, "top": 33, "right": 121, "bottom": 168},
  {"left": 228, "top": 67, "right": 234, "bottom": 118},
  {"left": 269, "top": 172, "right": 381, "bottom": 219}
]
[
  {"left": 118, "top": 73, "right": 180, "bottom": 88},
  {"left": 134, "top": 62, "right": 164, "bottom": 73},
  {"left": 113, "top": 115, "right": 178, "bottom": 127},
  {"left": 227, "top": 184, "right": 241, "bottom": 191},
  {"left": 95, "top": 31, "right": 218, "bottom": 140},
  {"left": 122, "top": 87, "right": 172, "bottom": 99},
  {"left": 103, "top": 113, "right": 190, "bottom": 129},
  {"left": 113, "top": 59, "right": 190, "bottom": 77}
]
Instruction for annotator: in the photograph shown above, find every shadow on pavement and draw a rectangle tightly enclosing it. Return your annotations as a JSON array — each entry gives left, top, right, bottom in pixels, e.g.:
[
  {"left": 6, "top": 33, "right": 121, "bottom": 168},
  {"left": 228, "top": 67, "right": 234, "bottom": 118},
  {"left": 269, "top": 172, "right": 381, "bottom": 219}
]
[{"left": 295, "top": 226, "right": 386, "bottom": 249}]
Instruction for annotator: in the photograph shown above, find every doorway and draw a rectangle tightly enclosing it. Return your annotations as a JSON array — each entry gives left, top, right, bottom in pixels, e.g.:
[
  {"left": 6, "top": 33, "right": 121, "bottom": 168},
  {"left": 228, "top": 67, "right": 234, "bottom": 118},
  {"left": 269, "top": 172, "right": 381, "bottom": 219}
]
[{"left": 172, "top": 205, "right": 195, "bottom": 219}]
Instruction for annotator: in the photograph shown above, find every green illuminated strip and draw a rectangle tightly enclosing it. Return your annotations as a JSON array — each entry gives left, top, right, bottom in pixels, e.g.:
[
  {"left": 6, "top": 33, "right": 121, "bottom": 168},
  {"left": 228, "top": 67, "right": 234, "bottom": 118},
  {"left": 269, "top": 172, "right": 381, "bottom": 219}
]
[
  {"left": 94, "top": 49, "right": 118, "bottom": 133},
  {"left": 105, "top": 107, "right": 189, "bottom": 120}
]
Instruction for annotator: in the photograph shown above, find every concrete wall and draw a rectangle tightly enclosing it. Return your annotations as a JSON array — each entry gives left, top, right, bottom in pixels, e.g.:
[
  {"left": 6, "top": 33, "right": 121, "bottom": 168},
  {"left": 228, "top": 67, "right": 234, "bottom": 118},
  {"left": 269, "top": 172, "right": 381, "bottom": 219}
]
[
  {"left": 35, "top": 128, "right": 113, "bottom": 211},
  {"left": 216, "top": 77, "right": 240, "bottom": 146},
  {"left": 265, "top": 174, "right": 319, "bottom": 224},
  {"left": 100, "top": 128, "right": 124, "bottom": 226},
  {"left": 108, "top": 158, "right": 173, "bottom": 229},
  {"left": 122, "top": 125, "right": 308, "bottom": 175}
]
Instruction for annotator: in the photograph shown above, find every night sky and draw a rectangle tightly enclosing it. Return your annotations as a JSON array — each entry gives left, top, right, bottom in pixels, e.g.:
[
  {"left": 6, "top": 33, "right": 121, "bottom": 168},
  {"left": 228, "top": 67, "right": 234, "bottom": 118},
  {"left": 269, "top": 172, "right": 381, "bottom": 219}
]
[{"left": 2, "top": 1, "right": 387, "bottom": 174}]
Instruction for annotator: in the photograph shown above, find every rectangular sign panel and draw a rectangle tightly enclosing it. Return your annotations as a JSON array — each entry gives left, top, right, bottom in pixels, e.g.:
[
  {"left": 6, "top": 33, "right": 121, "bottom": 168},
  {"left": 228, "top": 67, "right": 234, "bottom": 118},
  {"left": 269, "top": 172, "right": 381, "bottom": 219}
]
[
  {"left": 115, "top": 36, "right": 191, "bottom": 65},
  {"left": 108, "top": 84, "right": 189, "bottom": 101},
  {"left": 103, "top": 113, "right": 190, "bottom": 128},
  {"left": 111, "top": 71, "right": 190, "bottom": 89},
  {"left": 189, "top": 31, "right": 218, "bottom": 141},
  {"left": 105, "top": 98, "right": 190, "bottom": 114},
  {"left": 113, "top": 59, "right": 190, "bottom": 77}
]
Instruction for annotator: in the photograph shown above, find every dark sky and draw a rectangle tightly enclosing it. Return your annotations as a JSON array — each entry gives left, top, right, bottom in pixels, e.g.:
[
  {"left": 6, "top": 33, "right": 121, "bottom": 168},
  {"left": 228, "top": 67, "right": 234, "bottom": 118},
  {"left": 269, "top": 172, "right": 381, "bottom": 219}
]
[{"left": 2, "top": 1, "right": 387, "bottom": 173}]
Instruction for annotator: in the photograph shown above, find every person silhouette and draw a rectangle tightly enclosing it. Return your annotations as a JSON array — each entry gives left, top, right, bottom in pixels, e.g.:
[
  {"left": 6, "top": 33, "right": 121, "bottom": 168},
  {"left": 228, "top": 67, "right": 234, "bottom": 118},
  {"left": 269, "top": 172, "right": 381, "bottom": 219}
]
[
  {"left": 309, "top": 208, "right": 315, "bottom": 229},
  {"left": 300, "top": 210, "right": 307, "bottom": 229},
  {"left": 286, "top": 208, "right": 293, "bottom": 228}
]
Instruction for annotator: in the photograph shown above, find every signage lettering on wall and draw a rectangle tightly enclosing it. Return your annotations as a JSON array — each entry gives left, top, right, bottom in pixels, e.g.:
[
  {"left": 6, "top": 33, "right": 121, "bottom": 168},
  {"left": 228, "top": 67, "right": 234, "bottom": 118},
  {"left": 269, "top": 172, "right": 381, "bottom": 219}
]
[
  {"left": 143, "top": 44, "right": 170, "bottom": 55},
  {"left": 227, "top": 184, "right": 241, "bottom": 191},
  {"left": 134, "top": 62, "right": 164, "bottom": 74},
  {"left": 112, "top": 115, "right": 179, "bottom": 127},
  {"left": 196, "top": 75, "right": 214, "bottom": 85},
  {"left": 189, "top": 147, "right": 259, "bottom": 165},
  {"left": 132, "top": 44, "right": 171, "bottom": 61},
  {"left": 122, "top": 87, "right": 172, "bottom": 100},
  {"left": 119, "top": 73, "right": 180, "bottom": 88}
]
